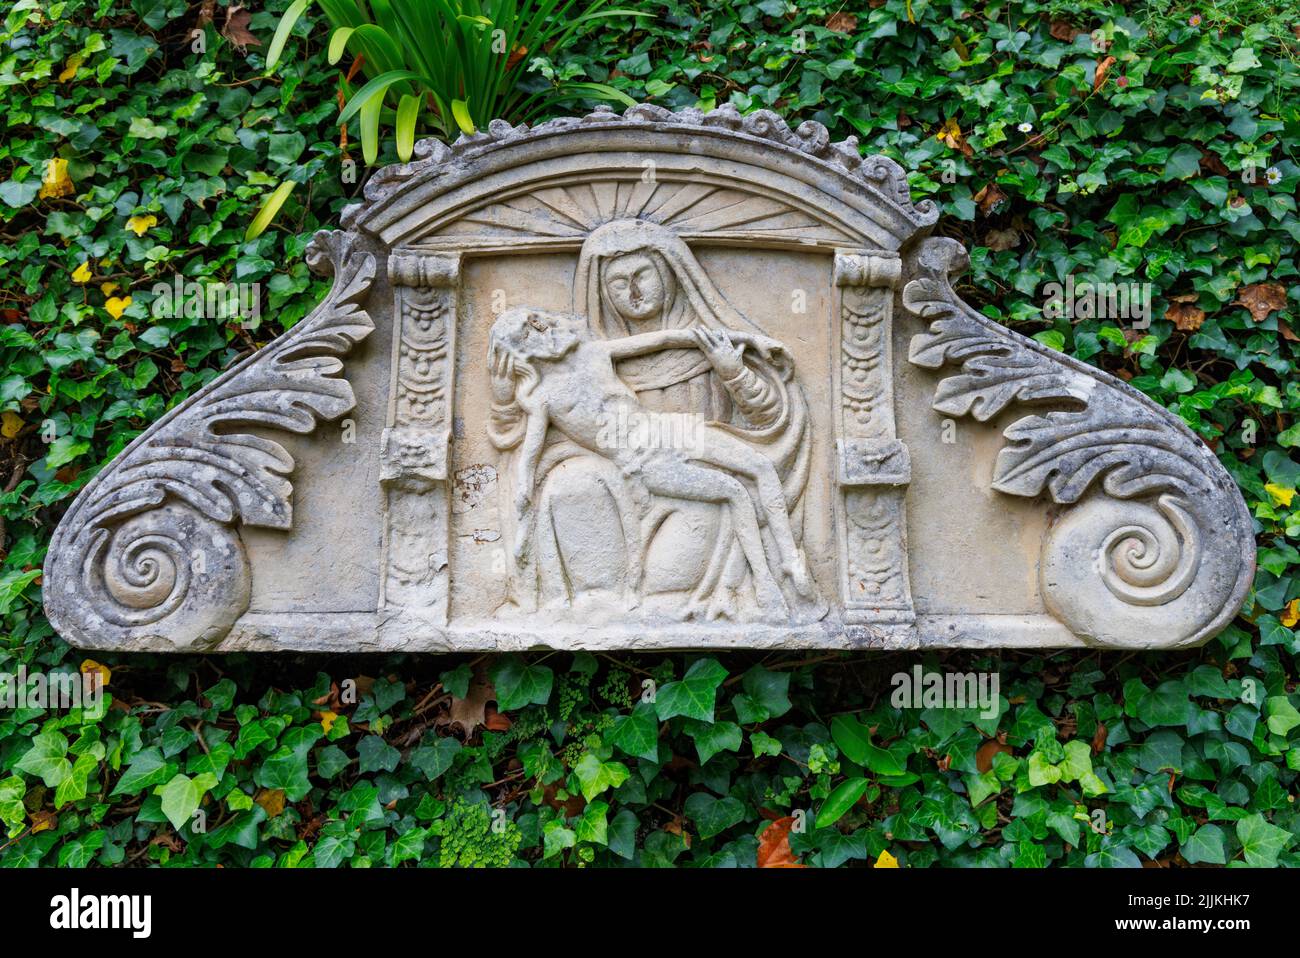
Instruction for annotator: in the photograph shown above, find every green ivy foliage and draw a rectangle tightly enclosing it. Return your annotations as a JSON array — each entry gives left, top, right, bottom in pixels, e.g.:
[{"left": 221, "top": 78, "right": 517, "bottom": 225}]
[{"left": 0, "top": 0, "right": 1298, "bottom": 867}]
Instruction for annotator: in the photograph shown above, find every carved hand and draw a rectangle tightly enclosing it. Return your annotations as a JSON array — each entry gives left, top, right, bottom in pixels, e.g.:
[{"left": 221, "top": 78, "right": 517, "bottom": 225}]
[
  {"left": 745, "top": 333, "right": 785, "bottom": 361},
  {"left": 692, "top": 326, "right": 745, "bottom": 379},
  {"left": 490, "top": 348, "right": 516, "bottom": 404}
]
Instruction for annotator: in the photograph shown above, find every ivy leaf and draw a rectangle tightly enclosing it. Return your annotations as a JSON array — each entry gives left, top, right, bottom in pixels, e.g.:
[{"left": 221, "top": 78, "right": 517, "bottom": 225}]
[
  {"left": 572, "top": 753, "right": 629, "bottom": 802},
  {"left": 1134, "top": 681, "right": 1190, "bottom": 727},
  {"left": 655, "top": 658, "right": 727, "bottom": 722},
  {"left": 0, "top": 570, "right": 41, "bottom": 616},
  {"left": 0, "top": 777, "right": 26, "bottom": 837},
  {"left": 54, "top": 752, "right": 99, "bottom": 809},
  {"left": 1181, "top": 824, "right": 1227, "bottom": 865},
  {"left": 831, "top": 716, "right": 907, "bottom": 775},
  {"left": 312, "top": 823, "right": 356, "bottom": 868},
  {"left": 157, "top": 772, "right": 218, "bottom": 831},
  {"left": 410, "top": 736, "right": 461, "bottom": 782},
  {"left": 57, "top": 830, "right": 105, "bottom": 868},
  {"left": 1265, "top": 696, "right": 1300, "bottom": 737},
  {"left": 15, "top": 732, "right": 71, "bottom": 788},
  {"left": 1236, "top": 813, "right": 1292, "bottom": 867},
  {"left": 684, "top": 792, "right": 745, "bottom": 840},
  {"left": 608, "top": 701, "right": 660, "bottom": 762},
  {"left": 575, "top": 800, "right": 609, "bottom": 845},
  {"left": 542, "top": 819, "right": 577, "bottom": 859},
  {"left": 1086, "top": 842, "right": 1143, "bottom": 868},
  {"left": 608, "top": 809, "right": 638, "bottom": 860},
  {"left": 390, "top": 827, "right": 427, "bottom": 866},
  {"left": 739, "top": 665, "right": 792, "bottom": 721},
  {"left": 357, "top": 735, "right": 400, "bottom": 773},
  {"left": 686, "top": 720, "right": 742, "bottom": 765},
  {"left": 440, "top": 663, "right": 472, "bottom": 699},
  {"left": 490, "top": 657, "right": 553, "bottom": 711}
]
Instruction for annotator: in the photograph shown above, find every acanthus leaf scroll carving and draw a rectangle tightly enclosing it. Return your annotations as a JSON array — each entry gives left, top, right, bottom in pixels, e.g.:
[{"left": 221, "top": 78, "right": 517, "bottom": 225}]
[
  {"left": 903, "top": 237, "right": 1254, "bottom": 648},
  {"left": 44, "top": 231, "right": 375, "bottom": 650}
]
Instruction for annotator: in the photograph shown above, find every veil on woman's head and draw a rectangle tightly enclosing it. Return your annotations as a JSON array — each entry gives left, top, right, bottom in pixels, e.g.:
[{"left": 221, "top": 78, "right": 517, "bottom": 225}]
[
  {"left": 573, "top": 219, "right": 761, "bottom": 342},
  {"left": 570, "top": 219, "right": 802, "bottom": 460}
]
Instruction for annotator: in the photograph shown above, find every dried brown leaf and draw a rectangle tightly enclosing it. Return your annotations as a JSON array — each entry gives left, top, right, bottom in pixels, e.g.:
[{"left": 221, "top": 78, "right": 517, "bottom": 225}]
[
  {"left": 985, "top": 227, "right": 1020, "bottom": 251},
  {"left": 221, "top": 5, "right": 261, "bottom": 49},
  {"left": 757, "top": 816, "right": 804, "bottom": 868},
  {"left": 1094, "top": 55, "right": 1116, "bottom": 92},
  {"left": 973, "top": 183, "right": 1008, "bottom": 215},
  {"left": 1050, "top": 19, "right": 1082, "bottom": 41},
  {"left": 443, "top": 668, "right": 496, "bottom": 738},
  {"left": 825, "top": 12, "right": 858, "bottom": 32},
  {"left": 1235, "top": 282, "right": 1287, "bottom": 322},
  {"left": 975, "top": 739, "right": 1012, "bottom": 773},
  {"left": 1166, "top": 300, "right": 1206, "bottom": 332}
]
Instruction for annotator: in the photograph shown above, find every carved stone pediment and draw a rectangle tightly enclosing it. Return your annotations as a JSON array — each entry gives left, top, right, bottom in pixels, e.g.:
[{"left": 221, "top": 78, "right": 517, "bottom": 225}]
[{"left": 44, "top": 105, "right": 1254, "bottom": 652}]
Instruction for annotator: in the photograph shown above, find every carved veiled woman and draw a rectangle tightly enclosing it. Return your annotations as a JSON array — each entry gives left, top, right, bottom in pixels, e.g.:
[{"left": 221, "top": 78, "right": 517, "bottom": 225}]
[{"left": 489, "top": 219, "right": 822, "bottom": 623}]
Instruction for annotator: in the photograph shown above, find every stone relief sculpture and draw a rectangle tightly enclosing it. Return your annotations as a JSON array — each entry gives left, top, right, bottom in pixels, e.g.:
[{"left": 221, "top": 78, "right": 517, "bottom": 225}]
[
  {"left": 485, "top": 220, "right": 822, "bottom": 626},
  {"left": 487, "top": 304, "right": 819, "bottom": 624},
  {"left": 42, "top": 104, "right": 1255, "bottom": 652}
]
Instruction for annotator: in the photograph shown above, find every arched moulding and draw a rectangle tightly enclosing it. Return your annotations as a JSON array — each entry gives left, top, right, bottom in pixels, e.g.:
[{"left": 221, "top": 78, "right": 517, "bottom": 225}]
[
  {"left": 43, "top": 232, "right": 376, "bottom": 651},
  {"left": 345, "top": 102, "right": 938, "bottom": 249},
  {"left": 903, "top": 237, "right": 1255, "bottom": 648}
]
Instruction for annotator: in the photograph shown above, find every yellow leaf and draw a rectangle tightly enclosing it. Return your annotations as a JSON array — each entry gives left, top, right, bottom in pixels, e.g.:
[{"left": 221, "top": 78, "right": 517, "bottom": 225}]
[
  {"left": 320, "top": 710, "right": 338, "bottom": 733},
  {"left": 255, "top": 788, "right": 287, "bottom": 817},
  {"left": 99, "top": 281, "right": 119, "bottom": 296},
  {"left": 874, "top": 849, "right": 900, "bottom": 868},
  {"left": 58, "top": 54, "right": 83, "bottom": 82},
  {"left": 1, "top": 411, "right": 23, "bottom": 439},
  {"left": 935, "top": 117, "right": 966, "bottom": 151},
  {"left": 71, "top": 261, "right": 91, "bottom": 283},
  {"left": 1265, "top": 483, "right": 1296, "bottom": 508},
  {"left": 104, "top": 295, "right": 132, "bottom": 319},
  {"left": 38, "top": 157, "right": 73, "bottom": 200},
  {"left": 1282, "top": 599, "right": 1300, "bottom": 629},
  {"left": 80, "top": 659, "right": 112, "bottom": 687},
  {"left": 125, "top": 213, "right": 157, "bottom": 237}
]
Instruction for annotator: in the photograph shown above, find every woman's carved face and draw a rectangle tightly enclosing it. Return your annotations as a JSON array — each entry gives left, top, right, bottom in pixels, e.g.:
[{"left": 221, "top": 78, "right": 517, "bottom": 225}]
[{"left": 602, "top": 251, "right": 667, "bottom": 323}]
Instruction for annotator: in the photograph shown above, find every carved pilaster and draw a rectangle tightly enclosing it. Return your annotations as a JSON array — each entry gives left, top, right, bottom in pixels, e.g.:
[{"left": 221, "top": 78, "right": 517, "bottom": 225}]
[
  {"left": 380, "top": 252, "right": 461, "bottom": 615},
  {"left": 834, "top": 250, "right": 914, "bottom": 626}
]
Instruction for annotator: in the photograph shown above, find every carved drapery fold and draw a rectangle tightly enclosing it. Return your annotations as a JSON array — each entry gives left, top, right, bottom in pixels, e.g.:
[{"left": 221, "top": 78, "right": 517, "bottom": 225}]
[
  {"left": 379, "top": 251, "right": 461, "bottom": 616},
  {"left": 43, "top": 232, "right": 375, "bottom": 650},
  {"left": 903, "top": 237, "right": 1254, "bottom": 648},
  {"left": 834, "top": 250, "right": 914, "bottom": 627}
]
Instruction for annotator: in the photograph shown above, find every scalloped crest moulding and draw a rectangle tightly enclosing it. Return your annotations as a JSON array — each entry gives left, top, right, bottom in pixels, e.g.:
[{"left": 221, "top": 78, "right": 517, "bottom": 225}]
[{"left": 44, "top": 105, "right": 1255, "bottom": 653}]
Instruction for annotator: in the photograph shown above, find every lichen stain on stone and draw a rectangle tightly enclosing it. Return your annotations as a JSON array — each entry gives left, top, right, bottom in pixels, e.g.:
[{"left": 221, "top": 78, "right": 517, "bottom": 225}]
[{"left": 453, "top": 464, "right": 497, "bottom": 509}]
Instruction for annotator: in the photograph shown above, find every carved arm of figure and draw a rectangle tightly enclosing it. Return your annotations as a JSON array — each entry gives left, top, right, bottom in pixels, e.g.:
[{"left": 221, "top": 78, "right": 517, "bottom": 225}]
[
  {"left": 690, "top": 327, "right": 782, "bottom": 428},
  {"left": 488, "top": 345, "right": 526, "bottom": 450},
  {"left": 607, "top": 325, "right": 783, "bottom": 362},
  {"left": 511, "top": 365, "right": 549, "bottom": 560},
  {"left": 603, "top": 326, "right": 785, "bottom": 426}
]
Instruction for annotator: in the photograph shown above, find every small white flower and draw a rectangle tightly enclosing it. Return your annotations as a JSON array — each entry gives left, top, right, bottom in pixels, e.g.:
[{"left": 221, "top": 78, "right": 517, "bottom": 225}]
[
  {"left": 1266, "top": 166, "right": 1282, "bottom": 184},
  {"left": 1018, "top": 122, "right": 1034, "bottom": 134}
]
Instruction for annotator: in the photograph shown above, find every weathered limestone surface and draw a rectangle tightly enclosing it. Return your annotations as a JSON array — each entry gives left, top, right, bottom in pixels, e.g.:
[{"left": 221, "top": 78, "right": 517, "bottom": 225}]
[{"left": 44, "top": 105, "right": 1256, "bottom": 652}]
